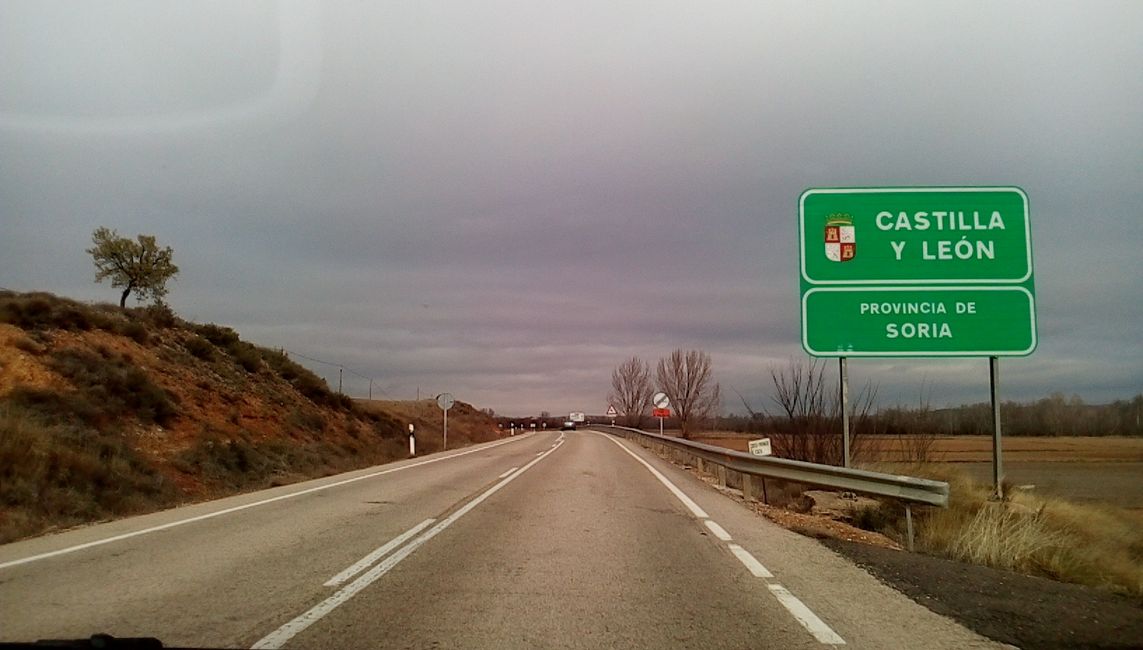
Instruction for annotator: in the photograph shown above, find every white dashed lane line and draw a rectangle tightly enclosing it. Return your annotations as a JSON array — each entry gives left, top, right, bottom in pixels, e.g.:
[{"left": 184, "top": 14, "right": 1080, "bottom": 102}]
[
  {"left": 704, "top": 520, "right": 733, "bottom": 542},
  {"left": 768, "top": 584, "right": 847, "bottom": 645},
  {"left": 727, "top": 543, "right": 774, "bottom": 579},
  {"left": 594, "top": 431, "right": 846, "bottom": 646},
  {"left": 252, "top": 438, "right": 567, "bottom": 649}
]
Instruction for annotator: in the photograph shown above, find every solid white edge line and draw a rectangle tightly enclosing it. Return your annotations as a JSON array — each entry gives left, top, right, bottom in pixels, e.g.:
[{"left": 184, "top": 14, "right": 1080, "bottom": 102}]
[
  {"left": 727, "top": 544, "right": 773, "bottom": 578},
  {"left": 251, "top": 439, "right": 566, "bottom": 650},
  {"left": 497, "top": 467, "right": 518, "bottom": 479},
  {"left": 768, "top": 584, "right": 846, "bottom": 645},
  {"left": 323, "top": 518, "right": 435, "bottom": 587},
  {"left": 0, "top": 434, "right": 537, "bottom": 571},
  {"left": 591, "top": 431, "right": 843, "bottom": 646},
  {"left": 704, "top": 520, "right": 732, "bottom": 542},
  {"left": 593, "top": 432, "right": 708, "bottom": 518}
]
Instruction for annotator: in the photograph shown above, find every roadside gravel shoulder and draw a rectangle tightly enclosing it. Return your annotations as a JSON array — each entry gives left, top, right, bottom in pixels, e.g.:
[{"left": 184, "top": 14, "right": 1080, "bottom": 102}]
[
  {"left": 823, "top": 539, "right": 1143, "bottom": 650},
  {"left": 646, "top": 436, "right": 1143, "bottom": 649}
]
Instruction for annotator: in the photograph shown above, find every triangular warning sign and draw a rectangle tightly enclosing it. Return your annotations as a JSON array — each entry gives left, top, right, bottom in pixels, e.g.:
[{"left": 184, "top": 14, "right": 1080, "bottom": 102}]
[{"left": 606, "top": 405, "right": 618, "bottom": 417}]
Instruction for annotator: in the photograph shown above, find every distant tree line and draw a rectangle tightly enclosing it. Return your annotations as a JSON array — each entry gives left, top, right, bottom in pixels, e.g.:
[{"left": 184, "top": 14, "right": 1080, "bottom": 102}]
[
  {"left": 719, "top": 390, "right": 1143, "bottom": 439},
  {"left": 605, "top": 354, "right": 1141, "bottom": 466}
]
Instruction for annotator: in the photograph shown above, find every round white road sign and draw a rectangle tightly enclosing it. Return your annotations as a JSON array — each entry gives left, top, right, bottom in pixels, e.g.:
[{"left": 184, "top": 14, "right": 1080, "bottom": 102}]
[
  {"left": 652, "top": 392, "right": 670, "bottom": 409},
  {"left": 436, "top": 393, "right": 454, "bottom": 410}
]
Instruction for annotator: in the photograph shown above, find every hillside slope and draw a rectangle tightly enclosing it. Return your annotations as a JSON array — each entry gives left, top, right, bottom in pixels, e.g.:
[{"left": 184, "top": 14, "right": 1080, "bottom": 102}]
[
  {"left": 355, "top": 399, "right": 502, "bottom": 454},
  {"left": 0, "top": 291, "right": 498, "bottom": 543}
]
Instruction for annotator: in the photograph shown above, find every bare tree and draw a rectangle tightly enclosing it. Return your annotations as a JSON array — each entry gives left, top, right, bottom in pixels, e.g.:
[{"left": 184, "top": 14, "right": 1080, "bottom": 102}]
[
  {"left": 768, "top": 358, "right": 879, "bottom": 464},
  {"left": 893, "top": 379, "right": 939, "bottom": 464},
  {"left": 608, "top": 356, "right": 653, "bottom": 428},
  {"left": 655, "top": 349, "right": 721, "bottom": 439}
]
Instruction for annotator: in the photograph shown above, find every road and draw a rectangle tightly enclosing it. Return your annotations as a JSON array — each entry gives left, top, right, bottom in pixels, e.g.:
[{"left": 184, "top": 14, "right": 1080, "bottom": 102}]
[{"left": 0, "top": 430, "right": 998, "bottom": 649}]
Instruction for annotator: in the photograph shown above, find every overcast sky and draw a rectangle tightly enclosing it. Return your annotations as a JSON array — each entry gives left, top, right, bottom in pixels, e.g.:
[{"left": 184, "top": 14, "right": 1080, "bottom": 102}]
[{"left": 2, "top": 1, "right": 1140, "bottom": 416}]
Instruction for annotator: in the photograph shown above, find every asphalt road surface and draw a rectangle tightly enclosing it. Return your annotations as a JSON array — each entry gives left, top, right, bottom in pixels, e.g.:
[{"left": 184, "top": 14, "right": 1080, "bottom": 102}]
[{"left": 0, "top": 430, "right": 1000, "bottom": 649}]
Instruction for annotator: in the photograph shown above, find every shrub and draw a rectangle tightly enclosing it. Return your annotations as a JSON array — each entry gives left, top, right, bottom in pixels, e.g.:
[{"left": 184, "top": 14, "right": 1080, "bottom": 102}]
[
  {"left": 13, "top": 336, "right": 46, "bottom": 355},
  {"left": 0, "top": 293, "right": 92, "bottom": 330},
  {"left": 43, "top": 348, "right": 179, "bottom": 427},
  {"left": 0, "top": 407, "right": 176, "bottom": 543},
  {"left": 851, "top": 501, "right": 905, "bottom": 533},
  {"left": 121, "top": 320, "right": 150, "bottom": 345},
  {"left": 195, "top": 323, "right": 240, "bottom": 348},
  {"left": 359, "top": 408, "right": 403, "bottom": 437},
  {"left": 174, "top": 435, "right": 280, "bottom": 486},
  {"left": 287, "top": 407, "right": 327, "bottom": 433},
  {"left": 172, "top": 433, "right": 390, "bottom": 492},
  {"left": 185, "top": 336, "right": 215, "bottom": 361},
  {"left": 136, "top": 303, "right": 178, "bottom": 328},
  {"left": 260, "top": 348, "right": 344, "bottom": 408},
  {"left": 228, "top": 342, "right": 263, "bottom": 373},
  {"left": 189, "top": 325, "right": 264, "bottom": 373},
  {"left": 7, "top": 387, "right": 103, "bottom": 428}
]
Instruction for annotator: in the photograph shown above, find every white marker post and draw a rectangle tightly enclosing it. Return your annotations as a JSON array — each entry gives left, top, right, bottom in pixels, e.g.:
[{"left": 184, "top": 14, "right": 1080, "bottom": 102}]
[{"left": 408, "top": 423, "right": 415, "bottom": 457}]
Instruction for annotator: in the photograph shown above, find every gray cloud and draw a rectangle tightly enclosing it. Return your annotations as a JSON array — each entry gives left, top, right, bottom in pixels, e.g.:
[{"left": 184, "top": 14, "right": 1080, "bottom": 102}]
[{"left": 2, "top": 1, "right": 1141, "bottom": 415}]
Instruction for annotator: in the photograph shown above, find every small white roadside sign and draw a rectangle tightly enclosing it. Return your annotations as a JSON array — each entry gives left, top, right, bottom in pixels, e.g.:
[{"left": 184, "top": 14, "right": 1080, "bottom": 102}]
[{"left": 748, "top": 438, "right": 772, "bottom": 457}]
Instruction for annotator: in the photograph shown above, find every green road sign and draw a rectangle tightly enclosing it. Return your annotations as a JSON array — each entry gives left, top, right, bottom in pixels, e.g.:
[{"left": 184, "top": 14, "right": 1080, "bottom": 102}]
[
  {"left": 801, "top": 187, "right": 1031, "bottom": 285},
  {"left": 803, "top": 287, "right": 1036, "bottom": 356},
  {"left": 799, "top": 187, "right": 1036, "bottom": 357}
]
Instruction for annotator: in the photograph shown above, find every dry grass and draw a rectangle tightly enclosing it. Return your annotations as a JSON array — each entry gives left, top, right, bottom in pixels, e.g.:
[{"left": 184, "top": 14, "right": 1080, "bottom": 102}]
[
  {"left": 0, "top": 406, "right": 178, "bottom": 543},
  {"left": 867, "top": 435, "right": 1143, "bottom": 462},
  {"left": 354, "top": 399, "right": 499, "bottom": 454},
  {"left": 862, "top": 463, "right": 1143, "bottom": 597},
  {"left": 697, "top": 432, "right": 1143, "bottom": 462},
  {"left": 0, "top": 290, "right": 461, "bottom": 542}
]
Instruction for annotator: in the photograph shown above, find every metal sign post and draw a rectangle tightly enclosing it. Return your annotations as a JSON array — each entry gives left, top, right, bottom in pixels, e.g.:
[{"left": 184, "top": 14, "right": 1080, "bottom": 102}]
[
  {"left": 799, "top": 186, "right": 1036, "bottom": 489},
  {"left": 990, "top": 357, "right": 1003, "bottom": 499},
  {"left": 652, "top": 392, "right": 670, "bottom": 435},
  {"left": 840, "top": 357, "right": 850, "bottom": 468},
  {"left": 436, "top": 393, "right": 454, "bottom": 450}
]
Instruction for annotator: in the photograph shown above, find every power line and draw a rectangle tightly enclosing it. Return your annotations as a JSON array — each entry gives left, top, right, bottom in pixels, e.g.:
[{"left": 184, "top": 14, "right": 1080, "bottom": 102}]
[{"left": 281, "top": 348, "right": 390, "bottom": 399}]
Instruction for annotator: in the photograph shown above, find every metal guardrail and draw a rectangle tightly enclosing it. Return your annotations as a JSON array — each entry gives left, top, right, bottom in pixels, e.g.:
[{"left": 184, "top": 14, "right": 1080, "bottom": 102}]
[{"left": 593, "top": 425, "right": 949, "bottom": 508}]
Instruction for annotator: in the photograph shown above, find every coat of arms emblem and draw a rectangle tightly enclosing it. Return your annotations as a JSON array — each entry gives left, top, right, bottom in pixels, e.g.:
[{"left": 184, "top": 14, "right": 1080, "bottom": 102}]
[{"left": 824, "top": 214, "right": 856, "bottom": 263}]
